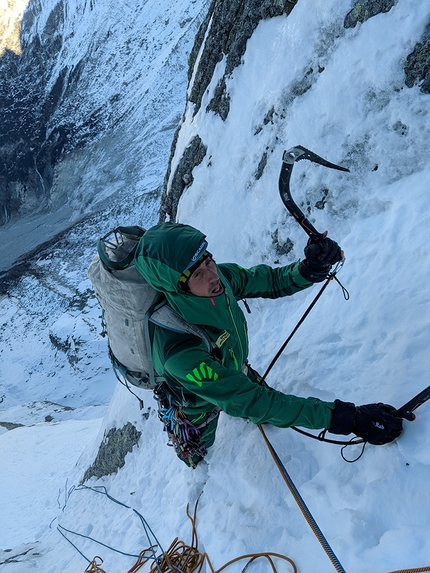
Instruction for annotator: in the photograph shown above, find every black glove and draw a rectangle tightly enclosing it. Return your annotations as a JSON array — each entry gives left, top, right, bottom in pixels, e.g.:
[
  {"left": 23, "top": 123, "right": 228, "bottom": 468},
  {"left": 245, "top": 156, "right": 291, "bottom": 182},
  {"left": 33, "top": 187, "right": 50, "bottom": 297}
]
[
  {"left": 298, "top": 236, "right": 343, "bottom": 282},
  {"left": 329, "top": 400, "right": 403, "bottom": 445}
]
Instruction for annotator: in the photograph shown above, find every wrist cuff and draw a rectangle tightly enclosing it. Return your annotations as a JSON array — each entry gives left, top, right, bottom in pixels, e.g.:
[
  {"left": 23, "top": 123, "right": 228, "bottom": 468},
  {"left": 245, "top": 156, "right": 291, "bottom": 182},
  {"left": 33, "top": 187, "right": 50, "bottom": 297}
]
[
  {"left": 298, "top": 261, "right": 329, "bottom": 283},
  {"left": 329, "top": 399, "right": 357, "bottom": 435}
]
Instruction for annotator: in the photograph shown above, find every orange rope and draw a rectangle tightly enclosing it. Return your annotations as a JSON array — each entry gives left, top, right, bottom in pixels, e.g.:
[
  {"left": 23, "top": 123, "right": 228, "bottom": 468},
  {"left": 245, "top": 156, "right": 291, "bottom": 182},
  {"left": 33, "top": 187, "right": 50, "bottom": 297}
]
[
  {"left": 390, "top": 567, "right": 430, "bottom": 573},
  {"left": 85, "top": 556, "right": 105, "bottom": 573},
  {"left": 82, "top": 493, "right": 430, "bottom": 573}
]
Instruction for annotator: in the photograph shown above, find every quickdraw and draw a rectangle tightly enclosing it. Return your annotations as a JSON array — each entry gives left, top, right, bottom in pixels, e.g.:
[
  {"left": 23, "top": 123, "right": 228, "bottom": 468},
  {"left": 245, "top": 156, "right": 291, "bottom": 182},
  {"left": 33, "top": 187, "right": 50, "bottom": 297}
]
[{"left": 154, "top": 384, "right": 220, "bottom": 465}]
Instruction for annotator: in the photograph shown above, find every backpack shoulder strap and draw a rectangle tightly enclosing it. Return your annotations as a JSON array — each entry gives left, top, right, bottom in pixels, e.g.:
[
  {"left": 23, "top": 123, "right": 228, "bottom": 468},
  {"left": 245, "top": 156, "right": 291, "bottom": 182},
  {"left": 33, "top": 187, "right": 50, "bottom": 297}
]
[
  {"left": 142, "top": 300, "right": 214, "bottom": 389},
  {"left": 149, "top": 303, "right": 213, "bottom": 354}
]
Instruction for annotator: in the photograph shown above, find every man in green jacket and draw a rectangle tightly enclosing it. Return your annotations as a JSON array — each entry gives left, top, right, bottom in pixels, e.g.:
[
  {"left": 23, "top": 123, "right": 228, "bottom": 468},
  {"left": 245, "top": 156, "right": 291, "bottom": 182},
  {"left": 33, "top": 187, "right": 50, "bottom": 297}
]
[{"left": 135, "top": 222, "right": 402, "bottom": 467}]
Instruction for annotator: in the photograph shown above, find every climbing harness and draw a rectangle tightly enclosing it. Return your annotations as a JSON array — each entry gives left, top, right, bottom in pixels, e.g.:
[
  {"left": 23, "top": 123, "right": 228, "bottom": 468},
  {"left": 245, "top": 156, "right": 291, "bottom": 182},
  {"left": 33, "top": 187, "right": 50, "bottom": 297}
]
[{"left": 154, "top": 383, "right": 220, "bottom": 467}]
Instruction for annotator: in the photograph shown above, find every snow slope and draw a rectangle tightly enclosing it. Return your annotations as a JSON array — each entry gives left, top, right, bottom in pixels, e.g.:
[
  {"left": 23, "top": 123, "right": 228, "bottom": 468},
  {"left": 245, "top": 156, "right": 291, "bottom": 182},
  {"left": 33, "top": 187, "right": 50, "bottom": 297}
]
[{"left": 1, "top": 1, "right": 430, "bottom": 572}]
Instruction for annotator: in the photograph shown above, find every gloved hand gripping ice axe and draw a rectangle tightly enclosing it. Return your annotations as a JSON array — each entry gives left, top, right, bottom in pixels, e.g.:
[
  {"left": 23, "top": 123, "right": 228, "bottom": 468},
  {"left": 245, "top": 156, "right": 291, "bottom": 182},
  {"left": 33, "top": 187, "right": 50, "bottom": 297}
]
[
  {"left": 278, "top": 145, "right": 349, "bottom": 285},
  {"left": 261, "top": 145, "right": 350, "bottom": 389},
  {"left": 278, "top": 146, "right": 430, "bottom": 426}
]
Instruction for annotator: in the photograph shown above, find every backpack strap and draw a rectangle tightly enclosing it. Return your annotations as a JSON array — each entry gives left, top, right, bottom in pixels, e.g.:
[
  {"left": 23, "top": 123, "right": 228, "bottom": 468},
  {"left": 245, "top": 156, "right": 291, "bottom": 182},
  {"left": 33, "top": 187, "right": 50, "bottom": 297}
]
[{"left": 144, "top": 301, "right": 214, "bottom": 389}]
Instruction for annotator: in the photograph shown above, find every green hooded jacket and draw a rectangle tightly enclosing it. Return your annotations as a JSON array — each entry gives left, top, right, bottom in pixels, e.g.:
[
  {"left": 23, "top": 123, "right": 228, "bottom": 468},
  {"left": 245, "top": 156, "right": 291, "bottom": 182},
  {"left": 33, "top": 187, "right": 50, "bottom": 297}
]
[{"left": 134, "top": 222, "right": 335, "bottom": 429}]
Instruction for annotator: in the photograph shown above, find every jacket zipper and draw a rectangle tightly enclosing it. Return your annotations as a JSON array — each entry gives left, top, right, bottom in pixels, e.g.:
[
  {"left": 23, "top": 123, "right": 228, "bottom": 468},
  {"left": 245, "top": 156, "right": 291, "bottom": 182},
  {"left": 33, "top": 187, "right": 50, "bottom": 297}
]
[{"left": 228, "top": 347, "right": 239, "bottom": 370}]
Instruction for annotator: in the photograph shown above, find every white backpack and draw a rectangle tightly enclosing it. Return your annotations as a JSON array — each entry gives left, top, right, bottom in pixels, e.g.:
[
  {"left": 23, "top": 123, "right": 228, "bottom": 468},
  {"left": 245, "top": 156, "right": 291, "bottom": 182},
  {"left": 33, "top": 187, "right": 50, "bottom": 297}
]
[{"left": 87, "top": 226, "right": 212, "bottom": 396}]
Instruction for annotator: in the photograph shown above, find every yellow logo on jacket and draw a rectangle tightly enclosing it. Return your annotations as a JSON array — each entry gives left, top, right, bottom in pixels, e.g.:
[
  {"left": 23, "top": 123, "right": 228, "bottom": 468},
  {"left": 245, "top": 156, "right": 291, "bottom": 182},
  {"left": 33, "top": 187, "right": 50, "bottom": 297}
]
[{"left": 215, "top": 330, "right": 230, "bottom": 347}]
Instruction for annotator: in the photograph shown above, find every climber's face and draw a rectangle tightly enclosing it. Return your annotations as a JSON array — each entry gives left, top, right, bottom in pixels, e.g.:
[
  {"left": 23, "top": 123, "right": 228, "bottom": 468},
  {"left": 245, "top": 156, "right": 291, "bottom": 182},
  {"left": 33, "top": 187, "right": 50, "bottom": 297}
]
[{"left": 187, "top": 257, "right": 224, "bottom": 298}]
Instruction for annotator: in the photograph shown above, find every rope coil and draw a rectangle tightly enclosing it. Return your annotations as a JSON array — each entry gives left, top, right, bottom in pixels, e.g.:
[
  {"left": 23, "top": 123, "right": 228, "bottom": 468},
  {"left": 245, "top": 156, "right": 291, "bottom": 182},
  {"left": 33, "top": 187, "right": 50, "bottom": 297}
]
[
  {"left": 67, "top": 485, "right": 430, "bottom": 573},
  {"left": 85, "top": 556, "right": 105, "bottom": 573},
  {"left": 70, "top": 490, "right": 297, "bottom": 573}
]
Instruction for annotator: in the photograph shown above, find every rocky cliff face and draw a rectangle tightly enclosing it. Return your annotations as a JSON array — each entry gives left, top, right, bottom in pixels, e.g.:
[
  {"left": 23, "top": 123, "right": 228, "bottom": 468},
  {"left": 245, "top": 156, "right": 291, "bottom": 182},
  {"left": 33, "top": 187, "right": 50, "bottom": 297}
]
[
  {"left": 0, "top": 0, "right": 209, "bottom": 229},
  {"left": 1, "top": 0, "right": 429, "bottom": 251},
  {"left": 160, "top": 0, "right": 430, "bottom": 223}
]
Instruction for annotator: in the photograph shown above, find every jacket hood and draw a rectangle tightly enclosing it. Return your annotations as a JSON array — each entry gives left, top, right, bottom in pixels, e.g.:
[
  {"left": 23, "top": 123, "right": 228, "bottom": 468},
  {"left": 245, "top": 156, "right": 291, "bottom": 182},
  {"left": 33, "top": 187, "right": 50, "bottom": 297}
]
[
  {"left": 134, "top": 222, "right": 236, "bottom": 331},
  {"left": 134, "top": 222, "right": 207, "bottom": 295}
]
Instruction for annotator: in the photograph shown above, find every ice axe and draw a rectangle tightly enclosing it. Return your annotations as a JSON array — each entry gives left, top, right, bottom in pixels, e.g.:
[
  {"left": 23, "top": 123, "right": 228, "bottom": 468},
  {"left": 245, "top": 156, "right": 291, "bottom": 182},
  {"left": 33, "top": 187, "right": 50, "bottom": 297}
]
[
  {"left": 394, "top": 384, "right": 430, "bottom": 421},
  {"left": 278, "top": 145, "right": 349, "bottom": 240},
  {"left": 278, "top": 146, "right": 430, "bottom": 425}
]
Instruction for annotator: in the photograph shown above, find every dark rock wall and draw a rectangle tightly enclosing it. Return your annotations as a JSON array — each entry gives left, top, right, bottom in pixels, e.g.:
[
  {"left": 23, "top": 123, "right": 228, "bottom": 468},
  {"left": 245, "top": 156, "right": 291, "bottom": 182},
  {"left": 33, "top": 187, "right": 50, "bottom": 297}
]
[
  {"left": 404, "top": 21, "right": 430, "bottom": 94},
  {"left": 3, "top": 0, "right": 429, "bottom": 232},
  {"left": 160, "top": 0, "right": 430, "bottom": 224},
  {"left": 160, "top": 0, "right": 299, "bottom": 222},
  {"left": 344, "top": 0, "right": 397, "bottom": 28},
  {"left": 81, "top": 422, "right": 141, "bottom": 482},
  {"left": 0, "top": 0, "right": 209, "bottom": 233},
  {"left": 188, "top": 0, "right": 299, "bottom": 119}
]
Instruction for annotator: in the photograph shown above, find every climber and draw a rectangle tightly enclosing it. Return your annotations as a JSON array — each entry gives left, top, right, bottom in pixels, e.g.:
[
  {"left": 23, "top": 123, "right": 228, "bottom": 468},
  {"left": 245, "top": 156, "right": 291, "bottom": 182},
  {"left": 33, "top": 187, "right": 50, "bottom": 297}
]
[{"left": 134, "top": 222, "right": 402, "bottom": 467}]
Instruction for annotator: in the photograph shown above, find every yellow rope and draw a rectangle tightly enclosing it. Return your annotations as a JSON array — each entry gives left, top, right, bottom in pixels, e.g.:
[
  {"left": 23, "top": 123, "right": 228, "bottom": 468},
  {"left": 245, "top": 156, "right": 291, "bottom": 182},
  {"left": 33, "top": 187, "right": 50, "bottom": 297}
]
[
  {"left": 126, "top": 547, "right": 158, "bottom": 573},
  {"left": 186, "top": 494, "right": 297, "bottom": 573},
  {"left": 85, "top": 556, "right": 106, "bottom": 573},
  {"left": 84, "top": 493, "right": 430, "bottom": 573},
  {"left": 122, "top": 495, "right": 297, "bottom": 573},
  {"left": 150, "top": 537, "right": 205, "bottom": 573}
]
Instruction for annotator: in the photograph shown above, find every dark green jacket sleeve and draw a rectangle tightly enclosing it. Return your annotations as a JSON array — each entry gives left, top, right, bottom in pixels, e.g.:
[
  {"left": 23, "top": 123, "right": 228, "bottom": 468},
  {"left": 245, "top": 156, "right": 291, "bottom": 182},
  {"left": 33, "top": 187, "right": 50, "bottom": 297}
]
[
  {"left": 219, "top": 260, "right": 313, "bottom": 299},
  {"left": 163, "top": 340, "right": 334, "bottom": 430}
]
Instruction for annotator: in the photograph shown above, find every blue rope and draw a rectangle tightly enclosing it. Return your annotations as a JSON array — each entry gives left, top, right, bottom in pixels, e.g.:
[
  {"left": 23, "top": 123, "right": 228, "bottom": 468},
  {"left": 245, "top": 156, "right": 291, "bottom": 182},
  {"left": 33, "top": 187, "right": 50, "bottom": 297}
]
[
  {"left": 57, "top": 523, "right": 149, "bottom": 559},
  {"left": 57, "top": 524, "right": 93, "bottom": 564},
  {"left": 56, "top": 484, "right": 165, "bottom": 571}
]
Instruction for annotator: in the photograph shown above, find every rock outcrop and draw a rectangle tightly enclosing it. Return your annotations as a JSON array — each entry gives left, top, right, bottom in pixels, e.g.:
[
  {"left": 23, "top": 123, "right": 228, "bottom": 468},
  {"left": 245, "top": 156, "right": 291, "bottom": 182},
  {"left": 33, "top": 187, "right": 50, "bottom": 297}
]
[{"left": 160, "top": 0, "right": 299, "bottom": 222}]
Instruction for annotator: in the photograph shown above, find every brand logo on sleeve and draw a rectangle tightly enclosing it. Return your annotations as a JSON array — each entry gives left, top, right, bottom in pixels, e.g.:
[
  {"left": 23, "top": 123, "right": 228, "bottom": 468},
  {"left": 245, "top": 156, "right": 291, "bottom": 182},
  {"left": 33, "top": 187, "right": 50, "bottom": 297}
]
[{"left": 186, "top": 362, "right": 219, "bottom": 387}]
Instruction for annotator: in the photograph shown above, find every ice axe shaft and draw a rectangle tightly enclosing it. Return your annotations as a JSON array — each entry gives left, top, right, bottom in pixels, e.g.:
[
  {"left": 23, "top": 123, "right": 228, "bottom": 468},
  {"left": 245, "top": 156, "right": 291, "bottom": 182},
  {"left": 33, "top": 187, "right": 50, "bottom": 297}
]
[
  {"left": 278, "top": 145, "right": 349, "bottom": 240},
  {"left": 395, "top": 384, "right": 430, "bottom": 421}
]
